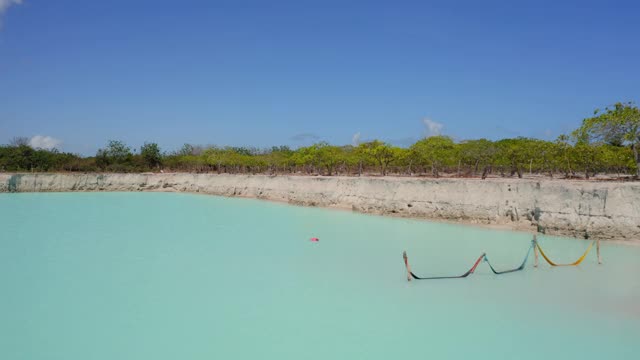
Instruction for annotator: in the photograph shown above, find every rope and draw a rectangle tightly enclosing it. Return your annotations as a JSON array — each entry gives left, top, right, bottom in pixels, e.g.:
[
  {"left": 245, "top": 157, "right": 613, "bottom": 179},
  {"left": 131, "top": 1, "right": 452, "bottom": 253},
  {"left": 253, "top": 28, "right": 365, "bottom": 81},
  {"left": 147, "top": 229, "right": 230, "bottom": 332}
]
[
  {"left": 483, "top": 240, "right": 534, "bottom": 274},
  {"left": 535, "top": 239, "right": 595, "bottom": 266}
]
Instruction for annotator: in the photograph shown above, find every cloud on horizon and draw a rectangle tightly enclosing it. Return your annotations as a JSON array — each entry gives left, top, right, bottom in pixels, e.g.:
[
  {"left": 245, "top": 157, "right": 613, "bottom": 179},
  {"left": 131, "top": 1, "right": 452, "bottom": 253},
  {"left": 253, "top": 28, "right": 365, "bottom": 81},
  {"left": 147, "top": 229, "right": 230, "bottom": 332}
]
[
  {"left": 351, "top": 132, "right": 361, "bottom": 146},
  {"left": 29, "top": 135, "right": 63, "bottom": 150},
  {"left": 0, "top": 0, "right": 22, "bottom": 27},
  {"left": 422, "top": 118, "right": 443, "bottom": 137}
]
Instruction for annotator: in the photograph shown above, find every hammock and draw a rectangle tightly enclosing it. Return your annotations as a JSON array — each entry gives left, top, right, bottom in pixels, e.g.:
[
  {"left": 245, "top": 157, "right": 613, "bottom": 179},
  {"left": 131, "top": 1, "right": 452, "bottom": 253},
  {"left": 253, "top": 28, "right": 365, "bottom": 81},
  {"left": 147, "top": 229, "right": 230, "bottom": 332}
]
[
  {"left": 402, "top": 238, "right": 599, "bottom": 281},
  {"left": 535, "top": 239, "right": 595, "bottom": 266},
  {"left": 403, "top": 251, "right": 485, "bottom": 280},
  {"left": 403, "top": 241, "right": 534, "bottom": 280},
  {"left": 484, "top": 241, "right": 534, "bottom": 274}
]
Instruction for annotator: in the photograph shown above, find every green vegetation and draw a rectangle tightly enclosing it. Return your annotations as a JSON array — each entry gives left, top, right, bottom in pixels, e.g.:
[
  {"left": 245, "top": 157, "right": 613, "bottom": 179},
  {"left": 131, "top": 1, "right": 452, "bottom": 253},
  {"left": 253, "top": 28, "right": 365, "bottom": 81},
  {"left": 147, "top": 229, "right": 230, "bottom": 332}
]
[
  {"left": 573, "top": 101, "right": 640, "bottom": 177},
  {"left": 2, "top": 103, "right": 638, "bottom": 180},
  {"left": 140, "top": 142, "right": 162, "bottom": 169}
]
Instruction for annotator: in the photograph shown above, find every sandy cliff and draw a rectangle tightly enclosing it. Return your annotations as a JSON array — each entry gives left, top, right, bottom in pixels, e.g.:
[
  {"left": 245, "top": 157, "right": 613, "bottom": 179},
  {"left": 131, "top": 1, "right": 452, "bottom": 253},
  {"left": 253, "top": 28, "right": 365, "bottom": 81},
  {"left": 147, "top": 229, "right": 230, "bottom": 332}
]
[{"left": 1, "top": 173, "right": 639, "bottom": 242}]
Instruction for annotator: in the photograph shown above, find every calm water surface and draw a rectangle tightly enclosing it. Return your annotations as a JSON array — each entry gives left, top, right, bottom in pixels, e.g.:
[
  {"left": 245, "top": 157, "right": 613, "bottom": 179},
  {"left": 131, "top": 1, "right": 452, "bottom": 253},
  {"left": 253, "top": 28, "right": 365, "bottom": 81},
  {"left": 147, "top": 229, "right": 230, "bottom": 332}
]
[{"left": 1, "top": 192, "right": 639, "bottom": 359}]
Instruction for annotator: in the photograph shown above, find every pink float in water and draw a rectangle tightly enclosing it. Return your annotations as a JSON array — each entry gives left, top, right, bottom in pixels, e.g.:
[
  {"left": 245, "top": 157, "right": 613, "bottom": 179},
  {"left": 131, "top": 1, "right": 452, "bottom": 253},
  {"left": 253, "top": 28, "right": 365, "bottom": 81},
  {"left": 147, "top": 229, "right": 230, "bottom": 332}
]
[{"left": 310, "top": 237, "right": 319, "bottom": 242}]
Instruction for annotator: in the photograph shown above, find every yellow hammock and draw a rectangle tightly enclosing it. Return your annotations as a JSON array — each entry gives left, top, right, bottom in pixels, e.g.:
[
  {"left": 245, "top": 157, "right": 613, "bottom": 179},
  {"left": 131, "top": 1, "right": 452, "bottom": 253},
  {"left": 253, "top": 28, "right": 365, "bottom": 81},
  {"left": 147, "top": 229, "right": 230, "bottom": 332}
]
[{"left": 535, "top": 240, "right": 595, "bottom": 266}]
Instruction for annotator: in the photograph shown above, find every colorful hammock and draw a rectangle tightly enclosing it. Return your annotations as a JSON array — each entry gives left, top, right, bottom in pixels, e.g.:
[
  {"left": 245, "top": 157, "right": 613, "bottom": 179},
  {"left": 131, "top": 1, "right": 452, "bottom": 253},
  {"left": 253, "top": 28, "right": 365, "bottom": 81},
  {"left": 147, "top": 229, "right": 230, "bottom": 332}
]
[
  {"left": 484, "top": 241, "right": 534, "bottom": 274},
  {"left": 534, "top": 239, "right": 596, "bottom": 267},
  {"left": 403, "top": 241, "right": 534, "bottom": 280},
  {"left": 402, "top": 237, "right": 597, "bottom": 281},
  {"left": 403, "top": 252, "right": 486, "bottom": 280}
]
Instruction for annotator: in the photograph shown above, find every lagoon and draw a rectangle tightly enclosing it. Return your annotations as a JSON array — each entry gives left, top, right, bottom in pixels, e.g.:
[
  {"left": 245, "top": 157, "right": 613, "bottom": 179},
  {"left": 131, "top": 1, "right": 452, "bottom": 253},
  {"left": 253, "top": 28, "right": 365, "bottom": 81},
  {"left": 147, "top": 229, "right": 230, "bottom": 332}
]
[{"left": 1, "top": 192, "right": 638, "bottom": 359}]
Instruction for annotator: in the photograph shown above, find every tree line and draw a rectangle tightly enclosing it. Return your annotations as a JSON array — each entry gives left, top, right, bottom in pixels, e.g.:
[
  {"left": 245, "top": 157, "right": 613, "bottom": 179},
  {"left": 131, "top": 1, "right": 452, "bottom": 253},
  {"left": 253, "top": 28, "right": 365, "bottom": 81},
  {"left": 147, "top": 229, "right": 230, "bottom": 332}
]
[{"left": 2, "top": 102, "right": 639, "bottom": 179}]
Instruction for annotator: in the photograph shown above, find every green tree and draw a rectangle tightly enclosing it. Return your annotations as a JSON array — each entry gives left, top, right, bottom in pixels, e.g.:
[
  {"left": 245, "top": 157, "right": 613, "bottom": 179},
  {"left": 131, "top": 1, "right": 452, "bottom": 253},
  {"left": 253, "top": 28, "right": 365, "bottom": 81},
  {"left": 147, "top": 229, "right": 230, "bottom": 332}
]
[
  {"left": 574, "top": 102, "right": 640, "bottom": 177},
  {"left": 140, "top": 142, "right": 162, "bottom": 169},
  {"left": 410, "top": 136, "right": 457, "bottom": 177},
  {"left": 0, "top": 144, "right": 84, "bottom": 172},
  {"left": 358, "top": 140, "right": 398, "bottom": 176},
  {"left": 353, "top": 143, "right": 373, "bottom": 176},
  {"left": 0, "top": 145, "right": 34, "bottom": 170},
  {"left": 394, "top": 147, "right": 412, "bottom": 175},
  {"left": 291, "top": 145, "right": 319, "bottom": 174},
  {"left": 570, "top": 143, "right": 602, "bottom": 179},
  {"left": 555, "top": 134, "right": 573, "bottom": 177},
  {"left": 95, "top": 149, "right": 109, "bottom": 170},
  {"left": 264, "top": 146, "right": 294, "bottom": 174},
  {"left": 94, "top": 140, "right": 134, "bottom": 171},
  {"left": 494, "top": 138, "right": 538, "bottom": 178},
  {"left": 103, "top": 140, "right": 133, "bottom": 164},
  {"left": 597, "top": 145, "right": 631, "bottom": 176},
  {"left": 458, "top": 139, "right": 495, "bottom": 178},
  {"left": 315, "top": 142, "right": 343, "bottom": 175},
  {"left": 527, "top": 139, "right": 559, "bottom": 177}
]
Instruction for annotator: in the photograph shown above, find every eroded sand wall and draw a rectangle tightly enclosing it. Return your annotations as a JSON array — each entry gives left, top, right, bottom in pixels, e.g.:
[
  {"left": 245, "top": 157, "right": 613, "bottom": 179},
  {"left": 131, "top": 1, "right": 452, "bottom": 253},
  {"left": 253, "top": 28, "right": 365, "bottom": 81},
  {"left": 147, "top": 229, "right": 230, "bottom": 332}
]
[{"left": 1, "top": 173, "right": 639, "bottom": 242}]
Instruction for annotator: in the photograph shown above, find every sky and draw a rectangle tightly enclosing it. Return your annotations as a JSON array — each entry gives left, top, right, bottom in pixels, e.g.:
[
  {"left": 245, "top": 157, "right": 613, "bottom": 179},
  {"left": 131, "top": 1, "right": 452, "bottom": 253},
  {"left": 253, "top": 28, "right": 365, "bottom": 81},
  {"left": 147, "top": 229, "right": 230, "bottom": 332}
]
[{"left": 0, "top": 0, "right": 639, "bottom": 155}]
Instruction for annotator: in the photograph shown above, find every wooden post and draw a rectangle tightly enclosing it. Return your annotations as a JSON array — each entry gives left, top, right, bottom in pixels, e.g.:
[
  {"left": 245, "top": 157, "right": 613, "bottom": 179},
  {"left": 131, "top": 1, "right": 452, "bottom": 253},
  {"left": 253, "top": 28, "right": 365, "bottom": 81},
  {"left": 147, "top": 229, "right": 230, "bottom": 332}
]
[
  {"left": 403, "top": 251, "right": 412, "bottom": 282},
  {"left": 533, "top": 234, "right": 539, "bottom": 268},
  {"left": 597, "top": 238, "right": 602, "bottom": 264}
]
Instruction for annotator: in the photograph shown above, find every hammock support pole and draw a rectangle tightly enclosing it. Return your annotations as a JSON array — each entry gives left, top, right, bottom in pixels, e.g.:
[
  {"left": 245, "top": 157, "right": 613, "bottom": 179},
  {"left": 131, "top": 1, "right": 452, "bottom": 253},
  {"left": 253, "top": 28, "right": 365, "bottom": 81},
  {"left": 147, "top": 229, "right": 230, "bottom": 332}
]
[
  {"left": 403, "top": 251, "right": 412, "bottom": 282},
  {"left": 533, "top": 234, "right": 539, "bottom": 268}
]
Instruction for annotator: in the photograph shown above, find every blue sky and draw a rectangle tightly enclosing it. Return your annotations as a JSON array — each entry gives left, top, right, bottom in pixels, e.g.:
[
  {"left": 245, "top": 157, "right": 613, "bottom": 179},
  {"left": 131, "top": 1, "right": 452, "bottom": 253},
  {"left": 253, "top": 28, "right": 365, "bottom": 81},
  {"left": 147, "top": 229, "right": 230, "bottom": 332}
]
[{"left": 0, "top": 0, "right": 639, "bottom": 155}]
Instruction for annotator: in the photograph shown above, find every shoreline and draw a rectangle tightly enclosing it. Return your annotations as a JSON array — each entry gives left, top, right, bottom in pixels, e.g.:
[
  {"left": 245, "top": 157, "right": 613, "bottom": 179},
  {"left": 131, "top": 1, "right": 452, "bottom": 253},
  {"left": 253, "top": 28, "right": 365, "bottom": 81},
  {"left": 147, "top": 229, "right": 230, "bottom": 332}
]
[
  {"left": 198, "top": 189, "right": 640, "bottom": 246},
  {"left": 2, "top": 173, "right": 639, "bottom": 244},
  {"left": 146, "top": 188, "right": 640, "bottom": 247},
  {"left": 8, "top": 186, "right": 639, "bottom": 247}
]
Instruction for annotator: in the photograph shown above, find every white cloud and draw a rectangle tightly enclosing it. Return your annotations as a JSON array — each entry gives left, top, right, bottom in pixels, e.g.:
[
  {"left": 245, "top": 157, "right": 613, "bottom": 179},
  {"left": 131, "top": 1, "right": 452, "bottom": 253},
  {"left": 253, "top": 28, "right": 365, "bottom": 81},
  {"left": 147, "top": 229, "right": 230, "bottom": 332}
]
[
  {"left": 351, "top": 132, "right": 361, "bottom": 146},
  {"left": 29, "top": 135, "right": 62, "bottom": 150},
  {"left": 0, "top": 0, "right": 22, "bottom": 26},
  {"left": 422, "top": 118, "right": 443, "bottom": 136}
]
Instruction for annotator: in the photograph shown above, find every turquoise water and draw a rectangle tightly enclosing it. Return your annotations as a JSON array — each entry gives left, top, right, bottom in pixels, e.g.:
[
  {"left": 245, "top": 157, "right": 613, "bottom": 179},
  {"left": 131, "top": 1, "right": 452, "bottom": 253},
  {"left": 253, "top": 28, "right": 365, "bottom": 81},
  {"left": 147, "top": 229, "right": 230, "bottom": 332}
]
[{"left": 1, "top": 192, "right": 639, "bottom": 360}]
